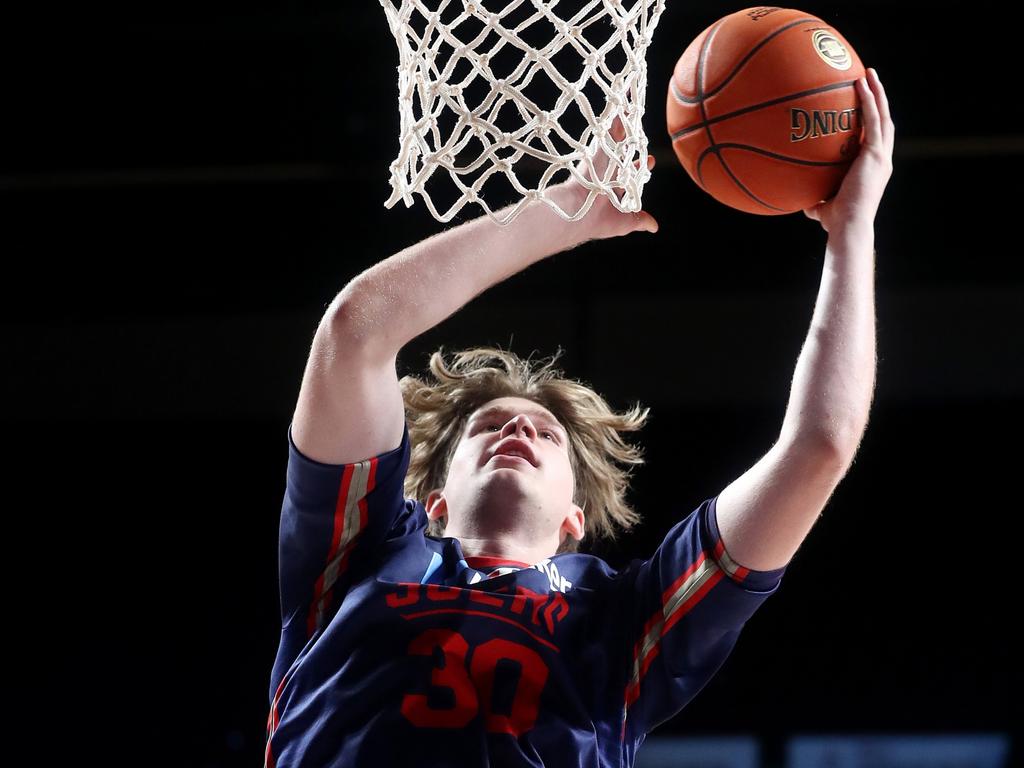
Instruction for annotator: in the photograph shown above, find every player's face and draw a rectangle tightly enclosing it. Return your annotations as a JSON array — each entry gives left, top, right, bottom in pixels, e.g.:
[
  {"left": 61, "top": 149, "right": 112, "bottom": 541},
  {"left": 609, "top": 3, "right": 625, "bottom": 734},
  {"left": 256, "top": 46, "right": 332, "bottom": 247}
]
[{"left": 431, "top": 396, "right": 583, "bottom": 547}]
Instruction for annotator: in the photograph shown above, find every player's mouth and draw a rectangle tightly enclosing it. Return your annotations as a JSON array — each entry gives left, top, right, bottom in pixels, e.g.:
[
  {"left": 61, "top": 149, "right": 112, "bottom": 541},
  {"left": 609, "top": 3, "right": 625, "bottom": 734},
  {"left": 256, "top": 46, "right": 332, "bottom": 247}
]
[{"left": 491, "top": 439, "right": 538, "bottom": 467}]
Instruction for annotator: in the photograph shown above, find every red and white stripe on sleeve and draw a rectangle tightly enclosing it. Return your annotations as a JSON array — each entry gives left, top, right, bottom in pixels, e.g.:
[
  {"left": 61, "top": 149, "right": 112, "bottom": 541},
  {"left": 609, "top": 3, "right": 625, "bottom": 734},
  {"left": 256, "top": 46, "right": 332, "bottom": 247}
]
[{"left": 305, "top": 457, "right": 378, "bottom": 638}]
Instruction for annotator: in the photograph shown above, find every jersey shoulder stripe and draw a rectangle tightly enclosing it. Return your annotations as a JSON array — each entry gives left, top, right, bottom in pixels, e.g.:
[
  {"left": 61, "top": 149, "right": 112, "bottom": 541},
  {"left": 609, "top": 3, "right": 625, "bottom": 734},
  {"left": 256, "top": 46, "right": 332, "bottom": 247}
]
[
  {"left": 305, "top": 456, "right": 379, "bottom": 638},
  {"left": 624, "top": 552, "right": 724, "bottom": 711}
]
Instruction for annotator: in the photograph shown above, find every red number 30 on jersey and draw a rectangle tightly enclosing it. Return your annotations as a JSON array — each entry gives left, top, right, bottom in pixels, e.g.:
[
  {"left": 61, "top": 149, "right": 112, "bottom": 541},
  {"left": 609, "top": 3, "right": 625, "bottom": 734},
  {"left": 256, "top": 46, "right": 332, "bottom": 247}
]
[{"left": 400, "top": 628, "right": 550, "bottom": 736}]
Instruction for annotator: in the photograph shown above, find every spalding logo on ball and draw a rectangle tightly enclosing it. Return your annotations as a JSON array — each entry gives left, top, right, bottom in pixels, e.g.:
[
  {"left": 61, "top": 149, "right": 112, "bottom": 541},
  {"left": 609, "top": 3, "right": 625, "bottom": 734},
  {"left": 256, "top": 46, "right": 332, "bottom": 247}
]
[{"left": 667, "top": 7, "right": 866, "bottom": 215}]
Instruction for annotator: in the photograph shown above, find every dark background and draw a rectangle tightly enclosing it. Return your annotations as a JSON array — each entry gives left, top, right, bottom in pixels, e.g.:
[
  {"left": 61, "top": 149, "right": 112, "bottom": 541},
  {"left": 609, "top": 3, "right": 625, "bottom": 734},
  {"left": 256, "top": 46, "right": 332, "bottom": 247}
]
[{"left": 3, "top": 1, "right": 1020, "bottom": 766}]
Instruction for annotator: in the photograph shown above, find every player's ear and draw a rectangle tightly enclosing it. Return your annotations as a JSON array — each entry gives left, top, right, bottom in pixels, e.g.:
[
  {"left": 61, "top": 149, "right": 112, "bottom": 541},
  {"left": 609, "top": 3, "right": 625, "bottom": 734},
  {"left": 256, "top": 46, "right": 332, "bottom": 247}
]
[
  {"left": 425, "top": 490, "right": 448, "bottom": 523},
  {"left": 562, "top": 503, "right": 585, "bottom": 542}
]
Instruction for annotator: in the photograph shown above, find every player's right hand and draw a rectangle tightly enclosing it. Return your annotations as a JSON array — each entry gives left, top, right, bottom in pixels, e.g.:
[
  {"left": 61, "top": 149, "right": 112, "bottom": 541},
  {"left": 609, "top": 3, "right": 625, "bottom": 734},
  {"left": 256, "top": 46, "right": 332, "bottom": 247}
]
[{"left": 557, "top": 116, "right": 659, "bottom": 239}]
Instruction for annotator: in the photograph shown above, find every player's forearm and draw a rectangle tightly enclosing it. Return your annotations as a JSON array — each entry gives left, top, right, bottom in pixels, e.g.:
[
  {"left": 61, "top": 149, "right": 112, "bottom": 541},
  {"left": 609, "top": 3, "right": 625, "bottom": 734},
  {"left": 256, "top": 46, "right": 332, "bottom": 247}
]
[
  {"left": 327, "top": 185, "right": 591, "bottom": 359},
  {"left": 779, "top": 224, "right": 877, "bottom": 457}
]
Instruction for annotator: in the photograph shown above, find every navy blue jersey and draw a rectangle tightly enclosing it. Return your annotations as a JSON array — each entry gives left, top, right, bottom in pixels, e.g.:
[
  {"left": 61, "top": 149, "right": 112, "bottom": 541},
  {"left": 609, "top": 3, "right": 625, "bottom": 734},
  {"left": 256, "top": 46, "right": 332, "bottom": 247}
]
[{"left": 265, "top": 423, "right": 786, "bottom": 768}]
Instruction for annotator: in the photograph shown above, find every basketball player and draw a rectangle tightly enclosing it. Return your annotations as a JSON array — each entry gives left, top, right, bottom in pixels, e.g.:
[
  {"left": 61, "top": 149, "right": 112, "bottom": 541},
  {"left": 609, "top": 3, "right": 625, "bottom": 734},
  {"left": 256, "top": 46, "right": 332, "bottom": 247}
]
[{"left": 264, "top": 69, "right": 893, "bottom": 767}]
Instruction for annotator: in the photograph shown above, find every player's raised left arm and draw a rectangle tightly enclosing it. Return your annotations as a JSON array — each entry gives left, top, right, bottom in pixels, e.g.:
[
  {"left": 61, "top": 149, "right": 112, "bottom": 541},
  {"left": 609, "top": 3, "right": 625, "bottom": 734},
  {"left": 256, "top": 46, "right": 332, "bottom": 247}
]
[{"left": 715, "top": 68, "right": 895, "bottom": 572}]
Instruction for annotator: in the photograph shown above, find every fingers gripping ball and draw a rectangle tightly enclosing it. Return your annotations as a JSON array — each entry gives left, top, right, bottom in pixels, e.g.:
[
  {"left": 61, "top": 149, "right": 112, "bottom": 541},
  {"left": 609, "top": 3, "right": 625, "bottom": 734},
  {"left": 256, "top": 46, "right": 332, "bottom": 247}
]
[{"left": 666, "top": 7, "right": 866, "bottom": 215}]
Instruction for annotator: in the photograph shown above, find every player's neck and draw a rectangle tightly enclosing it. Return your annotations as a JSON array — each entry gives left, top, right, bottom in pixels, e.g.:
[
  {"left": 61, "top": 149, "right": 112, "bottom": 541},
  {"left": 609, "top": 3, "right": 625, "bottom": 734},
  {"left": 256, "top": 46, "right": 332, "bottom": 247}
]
[{"left": 452, "top": 534, "right": 556, "bottom": 566}]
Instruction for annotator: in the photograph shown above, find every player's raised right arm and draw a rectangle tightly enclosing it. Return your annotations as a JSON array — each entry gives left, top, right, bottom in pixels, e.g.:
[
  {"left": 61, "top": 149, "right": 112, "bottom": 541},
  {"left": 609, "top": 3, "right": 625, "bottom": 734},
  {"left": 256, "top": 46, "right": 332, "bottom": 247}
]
[{"left": 290, "top": 171, "right": 658, "bottom": 466}]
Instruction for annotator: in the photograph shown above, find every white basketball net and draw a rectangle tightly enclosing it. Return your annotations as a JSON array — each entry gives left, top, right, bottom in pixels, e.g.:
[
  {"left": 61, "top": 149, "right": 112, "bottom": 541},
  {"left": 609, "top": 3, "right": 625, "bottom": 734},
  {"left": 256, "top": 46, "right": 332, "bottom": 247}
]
[{"left": 379, "top": 0, "right": 666, "bottom": 224}]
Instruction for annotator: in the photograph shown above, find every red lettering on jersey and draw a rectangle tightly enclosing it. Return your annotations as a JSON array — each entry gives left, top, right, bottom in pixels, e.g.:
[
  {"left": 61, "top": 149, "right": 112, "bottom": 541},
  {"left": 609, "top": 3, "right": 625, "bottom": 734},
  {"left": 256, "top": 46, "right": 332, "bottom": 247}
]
[
  {"left": 386, "top": 583, "right": 420, "bottom": 607},
  {"left": 542, "top": 593, "right": 569, "bottom": 634},
  {"left": 384, "top": 582, "right": 570, "bottom": 638},
  {"left": 468, "top": 589, "right": 504, "bottom": 608},
  {"left": 507, "top": 585, "right": 547, "bottom": 620},
  {"left": 426, "top": 585, "right": 461, "bottom": 601}
]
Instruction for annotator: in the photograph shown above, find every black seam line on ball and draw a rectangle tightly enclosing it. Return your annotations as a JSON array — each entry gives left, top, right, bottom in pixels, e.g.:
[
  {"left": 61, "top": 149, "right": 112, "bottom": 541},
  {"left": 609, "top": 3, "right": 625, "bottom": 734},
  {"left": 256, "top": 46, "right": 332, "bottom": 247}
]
[
  {"left": 698, "top": 143, "right": 855, "bottom": 168},
  {"left": 670, "top": 80, "right": 858, "bottom": 141},
  {"left": 696, "top": 147, "right": 788, "bottom": 212},
  {"left": 671, "top": 17, "right": 822, "bottom": 105},
  {"left": 696, "top": 19, "right": 726, "bottom": 186},
  {"left": 696, "top": 19, "right": 781, "bottom": 212}
]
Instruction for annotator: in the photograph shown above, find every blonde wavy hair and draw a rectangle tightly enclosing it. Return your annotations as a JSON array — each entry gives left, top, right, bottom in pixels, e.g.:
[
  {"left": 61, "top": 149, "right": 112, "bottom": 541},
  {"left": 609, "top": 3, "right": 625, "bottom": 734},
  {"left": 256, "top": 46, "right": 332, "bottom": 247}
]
[{"left": 399, "top": 347, "right": 649, "bottom": 554}]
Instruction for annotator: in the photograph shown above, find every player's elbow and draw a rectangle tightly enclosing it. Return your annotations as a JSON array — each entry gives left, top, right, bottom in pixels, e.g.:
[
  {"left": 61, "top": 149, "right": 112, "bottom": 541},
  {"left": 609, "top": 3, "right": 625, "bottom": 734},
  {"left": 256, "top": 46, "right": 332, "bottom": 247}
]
[
  {"left": 323, "top": 283, "right": 396, "bottom": 362},
  {"left": 785, "top": 424, "right": 862, "bottom": 476}
]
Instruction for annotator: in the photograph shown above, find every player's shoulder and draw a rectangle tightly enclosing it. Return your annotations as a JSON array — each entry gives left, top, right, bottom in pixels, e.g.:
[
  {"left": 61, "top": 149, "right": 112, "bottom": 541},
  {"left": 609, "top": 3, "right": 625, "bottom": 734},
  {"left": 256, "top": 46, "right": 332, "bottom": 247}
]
[
  {"left": 548, "top": 551, "right": 622, "bottom": 589},
  {"left": 287, "top": 420, "right": 410, "bottom": 469}
]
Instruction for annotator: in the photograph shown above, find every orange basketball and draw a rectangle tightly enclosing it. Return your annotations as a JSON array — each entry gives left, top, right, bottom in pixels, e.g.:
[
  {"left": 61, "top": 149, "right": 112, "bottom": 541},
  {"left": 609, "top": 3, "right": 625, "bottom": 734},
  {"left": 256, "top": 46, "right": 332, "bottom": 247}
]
[{"left": 666, "top": 7, "right": 866, "bottom": 215}]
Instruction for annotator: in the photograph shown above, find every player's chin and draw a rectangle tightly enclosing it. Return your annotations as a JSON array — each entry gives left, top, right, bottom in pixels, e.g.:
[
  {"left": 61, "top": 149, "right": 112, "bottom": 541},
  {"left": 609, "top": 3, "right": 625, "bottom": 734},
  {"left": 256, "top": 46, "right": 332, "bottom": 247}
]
[
  {"left": 488, "top": 454, "right": 537, "bottom": 470},
  {"left": 481, "top": 466, "right": 538, "bottom": 495},
  {"left": 486, "top": 465, "right": 536, "bottom": 486}
]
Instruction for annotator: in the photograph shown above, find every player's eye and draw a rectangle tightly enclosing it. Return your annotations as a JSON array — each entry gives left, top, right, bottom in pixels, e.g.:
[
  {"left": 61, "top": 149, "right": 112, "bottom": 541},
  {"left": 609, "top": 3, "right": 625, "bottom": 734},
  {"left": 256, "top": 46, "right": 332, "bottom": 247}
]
[{"left": 541, "top": 431, "right": 555, "bottom": 440}]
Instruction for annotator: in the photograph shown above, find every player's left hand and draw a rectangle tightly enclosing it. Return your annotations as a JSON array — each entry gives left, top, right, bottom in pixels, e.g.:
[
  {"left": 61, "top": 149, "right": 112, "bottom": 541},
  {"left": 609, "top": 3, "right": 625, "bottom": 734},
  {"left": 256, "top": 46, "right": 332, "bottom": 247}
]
[{"left": 803, "top": 68, "right": 895, "bottom": 235}]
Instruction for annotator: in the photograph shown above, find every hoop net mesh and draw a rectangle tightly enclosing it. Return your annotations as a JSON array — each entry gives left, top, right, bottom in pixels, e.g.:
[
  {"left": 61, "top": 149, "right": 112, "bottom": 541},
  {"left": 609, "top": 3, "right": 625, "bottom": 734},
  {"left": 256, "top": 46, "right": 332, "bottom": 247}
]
[{"left": 380, "top": 0, "right": 666, "bottom": 224}]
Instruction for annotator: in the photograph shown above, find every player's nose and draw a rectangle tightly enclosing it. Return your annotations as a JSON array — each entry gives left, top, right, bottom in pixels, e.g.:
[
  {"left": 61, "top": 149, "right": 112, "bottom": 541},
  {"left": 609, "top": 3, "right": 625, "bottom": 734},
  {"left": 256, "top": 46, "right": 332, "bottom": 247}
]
[{"left": 500, "top": 413, "right": 537, "bottom": 440}]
